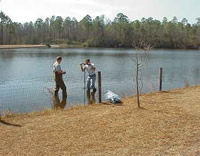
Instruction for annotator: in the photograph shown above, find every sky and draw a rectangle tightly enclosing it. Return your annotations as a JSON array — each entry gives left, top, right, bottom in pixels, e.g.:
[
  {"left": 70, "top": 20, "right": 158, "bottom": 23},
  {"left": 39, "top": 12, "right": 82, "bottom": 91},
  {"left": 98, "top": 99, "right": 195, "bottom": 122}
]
[{"left": 0, "top": 0, "right": 199, "bottom": 24}]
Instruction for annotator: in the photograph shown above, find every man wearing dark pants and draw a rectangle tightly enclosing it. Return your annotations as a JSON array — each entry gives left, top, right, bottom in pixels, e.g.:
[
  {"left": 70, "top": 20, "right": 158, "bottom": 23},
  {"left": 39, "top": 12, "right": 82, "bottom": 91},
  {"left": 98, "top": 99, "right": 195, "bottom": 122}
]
[
  {"left": 80, "top": 59, "right": 96, "bottom": 103},
  {"left": 53, "top": 56, "right": 67, "bottom": 100}
]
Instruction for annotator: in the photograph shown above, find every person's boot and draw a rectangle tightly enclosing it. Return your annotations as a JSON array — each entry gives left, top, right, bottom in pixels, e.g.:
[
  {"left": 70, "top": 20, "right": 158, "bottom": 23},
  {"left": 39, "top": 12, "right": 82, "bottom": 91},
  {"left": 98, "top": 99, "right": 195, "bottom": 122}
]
[
  {"left": 60, "top": 99, "right": 67, "bottom": 109},
  {"left": 87, "top": 89, "right": 92, "bottom": 104},
  {"left": 91, "top": 92, "right": 96, "bottom": 104},
  {"left": 62, "top": 90, "right": 67, "bottom": 100},
  {"left": 93, "top": 88, "right": 96, "bottom": 93},
  {"left": 54, "top": 90, "right": 58, "bottom": 97},
  {"left": 53, "top": 96, "right": 60, "bottom": 109},
  {"left": 87, "top": 89, "right": 91, "bottom": 99}
]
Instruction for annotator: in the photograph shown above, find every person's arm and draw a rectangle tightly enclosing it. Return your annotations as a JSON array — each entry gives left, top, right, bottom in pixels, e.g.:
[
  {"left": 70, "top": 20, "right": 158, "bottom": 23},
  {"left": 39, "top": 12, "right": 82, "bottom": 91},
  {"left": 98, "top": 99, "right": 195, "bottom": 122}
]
[
  {"left": 80, "top": 63, "right": 86, "bottom": 72},
  {"left": 57, "top": 70, "right": 66, "bottom": 74},
  {"left": 91, "top": 63, "right": 96, "bottom": 71},
  {"left": 55, "top": 64, "right": 66, "bottom": 74}
]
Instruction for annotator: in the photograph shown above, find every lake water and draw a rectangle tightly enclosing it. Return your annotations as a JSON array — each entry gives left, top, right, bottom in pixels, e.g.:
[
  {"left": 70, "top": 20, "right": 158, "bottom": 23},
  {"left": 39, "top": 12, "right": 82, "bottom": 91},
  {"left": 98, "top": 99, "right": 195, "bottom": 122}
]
[{"left": 0, "top": 48, "right": 200, "bottom": 113}]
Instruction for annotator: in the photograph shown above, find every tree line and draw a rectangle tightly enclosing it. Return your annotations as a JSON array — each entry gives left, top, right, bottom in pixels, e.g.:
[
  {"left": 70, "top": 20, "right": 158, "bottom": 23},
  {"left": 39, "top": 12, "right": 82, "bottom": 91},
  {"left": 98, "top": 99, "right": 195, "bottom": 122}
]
[{"left": 0, "top": 11, "right": 200, "bottom": 49}]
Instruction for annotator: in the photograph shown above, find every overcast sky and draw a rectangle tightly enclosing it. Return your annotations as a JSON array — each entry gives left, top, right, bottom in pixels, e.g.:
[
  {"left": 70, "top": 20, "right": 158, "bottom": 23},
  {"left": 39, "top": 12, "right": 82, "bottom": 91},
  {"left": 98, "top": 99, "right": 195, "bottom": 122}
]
[{"left": 0, "top": 0, "right": 199, "bottom": 24}]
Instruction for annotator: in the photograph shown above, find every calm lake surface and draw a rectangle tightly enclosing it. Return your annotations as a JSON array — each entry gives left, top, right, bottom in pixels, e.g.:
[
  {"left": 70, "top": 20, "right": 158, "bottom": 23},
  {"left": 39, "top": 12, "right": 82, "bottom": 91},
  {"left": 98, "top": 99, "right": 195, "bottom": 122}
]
[{"left": 0, "top": 48, "right": 200, "bottom": 113}]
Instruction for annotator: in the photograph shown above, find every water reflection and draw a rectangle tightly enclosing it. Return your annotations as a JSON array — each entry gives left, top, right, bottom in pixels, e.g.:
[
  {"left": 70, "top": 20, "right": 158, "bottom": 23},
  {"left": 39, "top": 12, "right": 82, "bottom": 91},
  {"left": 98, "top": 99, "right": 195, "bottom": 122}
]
[
  {"left": 53, "top": 96, "right": 67, "bottom": 109},
  {"left": 87, "top": 91, "right": 96, "bottom": 104}
]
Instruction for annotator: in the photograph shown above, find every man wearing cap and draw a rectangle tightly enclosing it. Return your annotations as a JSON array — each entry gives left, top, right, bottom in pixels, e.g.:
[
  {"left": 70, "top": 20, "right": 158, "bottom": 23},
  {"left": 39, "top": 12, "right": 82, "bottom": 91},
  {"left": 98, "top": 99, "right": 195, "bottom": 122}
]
[{"left": 53, "top": 56, "right": 67, "bottom": 99}]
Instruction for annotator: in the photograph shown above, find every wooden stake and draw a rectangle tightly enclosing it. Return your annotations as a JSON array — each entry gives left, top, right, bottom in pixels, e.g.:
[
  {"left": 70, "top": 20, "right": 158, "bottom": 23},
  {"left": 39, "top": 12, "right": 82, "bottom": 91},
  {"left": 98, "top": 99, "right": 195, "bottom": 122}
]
[
  {"left": 98, "top": 71, "right": 102, "bottom": 103},
  {"left": 159, "top": 68, "right": 163, "bottom": 91}
]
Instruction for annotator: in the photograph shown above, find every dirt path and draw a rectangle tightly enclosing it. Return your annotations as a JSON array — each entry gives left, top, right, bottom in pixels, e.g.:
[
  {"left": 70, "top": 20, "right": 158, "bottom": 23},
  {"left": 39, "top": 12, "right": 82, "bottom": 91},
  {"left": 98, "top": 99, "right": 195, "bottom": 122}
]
[
  {"left": 0, "top": 86, "right": 200, "bottom": 155},
  {"left": 0, "top": 45, "right": 46, "bottom": 49}
]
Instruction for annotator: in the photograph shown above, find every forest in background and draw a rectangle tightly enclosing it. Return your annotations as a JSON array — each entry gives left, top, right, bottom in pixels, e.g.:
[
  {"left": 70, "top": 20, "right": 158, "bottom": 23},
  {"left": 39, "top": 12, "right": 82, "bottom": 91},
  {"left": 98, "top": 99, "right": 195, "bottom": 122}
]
[{"left": 0, "top": 11, "right": 200, "bottom": 49}]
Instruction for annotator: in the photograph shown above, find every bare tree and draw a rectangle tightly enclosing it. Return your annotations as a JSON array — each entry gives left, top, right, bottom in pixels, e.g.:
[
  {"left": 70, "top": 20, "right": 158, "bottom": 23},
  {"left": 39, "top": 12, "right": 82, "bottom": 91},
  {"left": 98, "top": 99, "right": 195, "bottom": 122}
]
[{"left": 132, "top": 42, "right": 152, "bottom": 108}]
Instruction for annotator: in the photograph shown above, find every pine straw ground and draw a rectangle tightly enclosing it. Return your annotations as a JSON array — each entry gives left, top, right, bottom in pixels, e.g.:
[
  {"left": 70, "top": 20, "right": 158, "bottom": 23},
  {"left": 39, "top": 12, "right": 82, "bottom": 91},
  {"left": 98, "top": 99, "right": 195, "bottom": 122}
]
[{"left": 0, "top": 86, "right": 200, "bottom": 156}]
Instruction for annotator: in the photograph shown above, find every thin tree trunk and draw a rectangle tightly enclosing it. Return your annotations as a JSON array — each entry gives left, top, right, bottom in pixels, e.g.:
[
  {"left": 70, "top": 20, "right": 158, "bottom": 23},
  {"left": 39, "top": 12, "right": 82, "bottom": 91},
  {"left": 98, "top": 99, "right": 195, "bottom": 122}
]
[{"left": 136, "top": 56, "right": 140, "bottom": 108}]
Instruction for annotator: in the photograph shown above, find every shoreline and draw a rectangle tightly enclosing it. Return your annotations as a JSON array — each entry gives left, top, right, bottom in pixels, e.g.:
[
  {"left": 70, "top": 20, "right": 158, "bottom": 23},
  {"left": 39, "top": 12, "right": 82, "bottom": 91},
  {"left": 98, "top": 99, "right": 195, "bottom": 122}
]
[
  {"left": 0, "top": 44, "right": 199, "bottom": 50},
  {"left": 0, "top": 85, "right": 199, "bottom": 119},
  {"left": 0, "top": 45, "right": 47, "bottom": 49}
]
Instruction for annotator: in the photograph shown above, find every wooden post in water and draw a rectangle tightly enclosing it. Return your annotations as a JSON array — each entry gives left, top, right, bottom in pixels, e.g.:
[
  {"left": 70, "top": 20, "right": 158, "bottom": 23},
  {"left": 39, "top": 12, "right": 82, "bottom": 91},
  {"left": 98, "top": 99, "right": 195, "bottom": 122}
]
[
  {"left": 159, "top": 68, "right": 163, "bottom": 91},
  {"left": 98, "top": 71, "right": 102, "bottom": 103}
]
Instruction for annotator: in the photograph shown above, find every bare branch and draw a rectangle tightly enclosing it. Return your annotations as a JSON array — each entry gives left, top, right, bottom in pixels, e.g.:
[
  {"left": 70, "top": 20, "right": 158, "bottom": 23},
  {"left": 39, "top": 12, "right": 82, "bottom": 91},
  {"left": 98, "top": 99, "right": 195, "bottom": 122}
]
[{"left": 132, "top": 41, "right": 152, "bottom": 107}]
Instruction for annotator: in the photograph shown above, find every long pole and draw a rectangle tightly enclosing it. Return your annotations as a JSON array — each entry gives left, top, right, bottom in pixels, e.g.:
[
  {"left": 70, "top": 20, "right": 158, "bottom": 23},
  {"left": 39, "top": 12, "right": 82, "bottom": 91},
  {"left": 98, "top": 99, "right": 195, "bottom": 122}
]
[
  {"left": 136, "top": 60, "right": 140, "bottom": 108},
  {"left": 84, "top": 70, "right": 86, "bottom": 104}
]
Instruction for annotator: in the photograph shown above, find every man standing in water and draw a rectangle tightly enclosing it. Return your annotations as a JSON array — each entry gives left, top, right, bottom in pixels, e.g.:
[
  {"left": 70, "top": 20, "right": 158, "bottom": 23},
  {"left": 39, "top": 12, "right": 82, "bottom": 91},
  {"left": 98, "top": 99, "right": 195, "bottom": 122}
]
[
  {"left": 80, "top": 59, "right": 96, "bottom": 103},
  {"left": 53, "top": 56, "right": 67, "bottom": 100}
]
